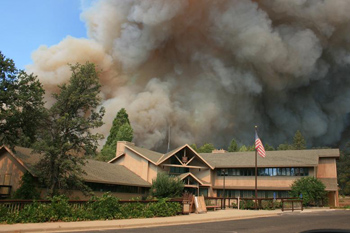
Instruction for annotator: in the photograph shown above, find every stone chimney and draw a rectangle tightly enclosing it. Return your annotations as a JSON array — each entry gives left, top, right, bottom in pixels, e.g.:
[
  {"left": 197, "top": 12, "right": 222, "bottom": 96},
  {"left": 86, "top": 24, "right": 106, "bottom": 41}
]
[{"left": 212, "top": 149, "right": 228, "bottom": 153}]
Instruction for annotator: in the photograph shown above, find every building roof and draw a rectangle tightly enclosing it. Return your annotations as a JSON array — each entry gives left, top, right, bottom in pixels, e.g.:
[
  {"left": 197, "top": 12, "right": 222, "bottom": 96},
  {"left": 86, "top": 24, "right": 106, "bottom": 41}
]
[
  {"left": 157, "top": 144, "right": 215, "bottom": 169},
  {"left": 83, "top": 159, "right": 151, "bottom": 187},
  {"left": 126, "top": 145, "right": 163, "bottom": 164},
  {"left": 200, "top": 149, "right": 339, "bottom": 168},
  {"left": 177, "top": 172, "right": 211, "bottom": 186},
  {"left": 2, "top": 146, "right": 150, "bottom": 187}
]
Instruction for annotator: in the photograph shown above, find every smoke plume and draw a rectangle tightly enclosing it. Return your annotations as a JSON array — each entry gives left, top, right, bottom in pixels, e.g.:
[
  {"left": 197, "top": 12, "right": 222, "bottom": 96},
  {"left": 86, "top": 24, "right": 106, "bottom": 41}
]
[{"left": 26, "top": 0, "right": 350, "bottom": 150}]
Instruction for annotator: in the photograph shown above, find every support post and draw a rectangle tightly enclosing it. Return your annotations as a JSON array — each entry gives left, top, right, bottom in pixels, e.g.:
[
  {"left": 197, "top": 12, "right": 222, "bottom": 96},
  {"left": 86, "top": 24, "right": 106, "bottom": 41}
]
[{"left": 255, "top": 127, "right": 258, "bottom": 210}]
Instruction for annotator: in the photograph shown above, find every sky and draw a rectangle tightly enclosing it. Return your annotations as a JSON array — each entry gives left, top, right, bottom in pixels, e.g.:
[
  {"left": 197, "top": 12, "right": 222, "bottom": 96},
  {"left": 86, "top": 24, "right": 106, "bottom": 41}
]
[{"left": 0, "top": 0, "right": 87, "bottom": 70}]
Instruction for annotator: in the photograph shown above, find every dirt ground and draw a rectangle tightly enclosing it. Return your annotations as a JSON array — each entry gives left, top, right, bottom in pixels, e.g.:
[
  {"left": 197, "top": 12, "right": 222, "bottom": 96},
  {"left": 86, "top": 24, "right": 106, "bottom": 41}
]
[{"left": 339, "top": 196, "right": 350, "bottom": 207}]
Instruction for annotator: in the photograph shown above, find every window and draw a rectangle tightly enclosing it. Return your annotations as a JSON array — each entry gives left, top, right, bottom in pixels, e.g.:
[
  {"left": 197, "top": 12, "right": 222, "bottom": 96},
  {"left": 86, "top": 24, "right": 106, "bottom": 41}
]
[
  {"left": 286, "top": 168, "right": 291, "bottom": 176},
  {"left": 170, "top": 167, "right": 189, "bottom": 175},
  {"left": 216, "top": 167, "right": 311, "bottom": 177},
  {"left": 86, "top": 182, "right": 148, "bottom": 194},
  {"left": 281, "top": 168, "right": 286, "bottom": 176}
]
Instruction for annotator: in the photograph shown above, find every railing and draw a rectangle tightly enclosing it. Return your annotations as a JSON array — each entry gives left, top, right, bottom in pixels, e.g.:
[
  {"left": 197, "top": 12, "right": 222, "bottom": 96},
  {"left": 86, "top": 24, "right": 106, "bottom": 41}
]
[
  {"left": 205, "top": 197, "right": 239, "bottom": 209},
  {"left": 204, "top": 196, "right": 302, "bottom": 210},
  {"left": 281, "top": 199, "right": 303, "bottom": 211}
]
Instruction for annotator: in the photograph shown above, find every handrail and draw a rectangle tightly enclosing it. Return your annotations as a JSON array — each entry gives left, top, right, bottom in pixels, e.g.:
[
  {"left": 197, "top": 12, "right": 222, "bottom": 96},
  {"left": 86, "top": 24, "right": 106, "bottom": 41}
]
[{"left": 281, "top": 199, "right": 303, "bottom": 211}]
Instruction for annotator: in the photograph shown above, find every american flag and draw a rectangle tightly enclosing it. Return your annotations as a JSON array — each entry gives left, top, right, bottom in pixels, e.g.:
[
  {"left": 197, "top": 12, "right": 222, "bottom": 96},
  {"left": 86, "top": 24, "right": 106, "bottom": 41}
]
[{"left": 255, "top": 130, "right": 266, "bottom": 158}]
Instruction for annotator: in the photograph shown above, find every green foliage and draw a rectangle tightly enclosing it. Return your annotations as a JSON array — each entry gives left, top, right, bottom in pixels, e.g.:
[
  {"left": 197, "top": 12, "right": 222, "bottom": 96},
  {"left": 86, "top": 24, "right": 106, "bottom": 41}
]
[
  {"left": 189, "top": 144, "right": 198, "bottom": 152},
  {"left": 239, "top": 145, "right": 248, "bottom": 152},
  {"left": 147, "top": 198, "right": 181, "bottom": 217},
  {"left": 116, "top": 123, "right": 133, "bottom": 143},
  {"left": 198, "top": 143, "right": 215, "bottom": 153},
  {"left": 293, "top": 130, "right": 306, "bottom": 150},
  {"left": 338, "top": 144, "right": 350, "bottom": 195},
  {"left": 238, "top": 145, "right": 255, "bottom": 152},
  {"left": 0, "top": 51, "right": 45, "bottom": 148},
  {"left": 34, "top": 62, "right": 105, "bottom": 196},
  {"left": 289, "top": 177, "right": 327, "bottom": 206},
  {"left": 277, "top": 143, "right": 294, "bottom": 150},
  {"left": 13, "top": 172, "right": 40, "bottom": 199},
  {"left": 89, "top": 193, "right": 121, "bottom": 220},
  {"left": 228, "top": 139, "right": 239, "bottom": 152},
  {"left": 0, "top": 193, "right": 181, "bottom": 223},
  {"left": 264, "top": 143, "right": 275, "bottom": 151},
  {"left": 151, "top": 172, "right": 184, "bottom": 198},
  {"left": 260, "top": 200, "right": 275, "bottom": 210},
  {"left": 239, "top": 200, "right": 255, "bottom": 209},
  {"left": 99, "top": 108, "right": 133, "bottom": 161}
]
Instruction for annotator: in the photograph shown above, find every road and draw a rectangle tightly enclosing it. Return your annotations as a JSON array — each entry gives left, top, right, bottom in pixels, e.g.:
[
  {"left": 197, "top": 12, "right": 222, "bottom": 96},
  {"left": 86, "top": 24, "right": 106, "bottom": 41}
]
[{"left": 65, "top": 210, "right": 350, "bottom": 233}]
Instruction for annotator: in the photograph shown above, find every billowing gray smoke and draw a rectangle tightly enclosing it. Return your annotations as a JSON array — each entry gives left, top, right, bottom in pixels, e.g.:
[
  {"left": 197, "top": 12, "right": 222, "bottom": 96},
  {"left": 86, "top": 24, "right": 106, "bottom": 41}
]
[{"left": 26, "top": 0, "right": 350, "bottom": 150}]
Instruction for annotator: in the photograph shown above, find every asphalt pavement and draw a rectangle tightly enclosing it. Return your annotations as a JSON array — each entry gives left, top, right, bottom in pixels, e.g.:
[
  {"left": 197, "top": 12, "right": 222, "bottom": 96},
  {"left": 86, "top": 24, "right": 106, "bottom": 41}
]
[{"left": 0, "top": 208, "right": 344, "bottom": 233}]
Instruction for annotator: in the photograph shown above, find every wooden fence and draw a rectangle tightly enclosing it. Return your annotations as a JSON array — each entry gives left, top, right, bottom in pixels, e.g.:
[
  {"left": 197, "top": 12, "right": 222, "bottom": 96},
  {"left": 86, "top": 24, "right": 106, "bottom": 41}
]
[{"left": 281, "top": 199, "right": 303, "bottom": 211}]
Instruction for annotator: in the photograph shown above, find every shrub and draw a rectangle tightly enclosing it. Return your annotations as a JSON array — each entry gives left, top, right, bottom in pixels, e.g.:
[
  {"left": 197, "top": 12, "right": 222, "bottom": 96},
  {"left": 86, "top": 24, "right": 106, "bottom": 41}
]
[
  {"left": 239, "top": 200, "right": 255, "bottom": 209},
  {"left": 150, "top": 172, "right": 184, "bottom": 198},
  {"left": 261, "top": 200, "right": 274, "bottom": 210},
  {"left": 89, "top": 192, "right": 121, "bottom": 220},
  {"left": 290, "top": 177, "right": 327, "bottom": 206},
  {"left": 13, "top": 172, "right": 40, "bottom": 199},
  {"left": 148, "top": 199, "right": 181, "bottom": 217},
  {"left": 0, "top": 193, "right": 182, "bottom": 224}
]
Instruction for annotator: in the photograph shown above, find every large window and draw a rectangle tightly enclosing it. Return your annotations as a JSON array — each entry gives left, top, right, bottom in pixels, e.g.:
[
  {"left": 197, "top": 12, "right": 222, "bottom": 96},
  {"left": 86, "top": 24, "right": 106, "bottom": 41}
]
[
  {"left": 217, "top": 167, "right": 309, "bottom": 177},
  {"left": 86, "top": 182, "right": 149, "bottom": 194},
  {"left": 217, "top": 189, "right": 290, "bottom": 198},
  {"left": 169, "top": 166, "right": 189, "bottom": 175}
]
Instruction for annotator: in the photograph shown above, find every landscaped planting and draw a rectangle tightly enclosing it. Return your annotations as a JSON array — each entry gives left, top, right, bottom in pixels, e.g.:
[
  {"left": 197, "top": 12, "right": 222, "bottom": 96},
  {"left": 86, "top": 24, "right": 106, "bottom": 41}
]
[{"left": 0, "top": 194, "right": 182, "bottom": 224}]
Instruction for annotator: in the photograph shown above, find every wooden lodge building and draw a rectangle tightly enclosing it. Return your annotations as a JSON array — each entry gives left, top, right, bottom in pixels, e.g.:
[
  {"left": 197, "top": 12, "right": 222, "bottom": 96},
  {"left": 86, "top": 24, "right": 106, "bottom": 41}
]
[{"left": 0, "top": 141, "right": 340, "bottom": 206}]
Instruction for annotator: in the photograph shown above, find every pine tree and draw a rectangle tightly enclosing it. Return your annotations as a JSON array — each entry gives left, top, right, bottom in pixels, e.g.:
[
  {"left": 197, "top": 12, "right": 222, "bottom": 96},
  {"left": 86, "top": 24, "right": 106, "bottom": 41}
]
[
  {"left": 99, "top": 108, "right": 133, "bottom": 161},
  {"left": 228, "top": 139, "right": 238, "bottom": 152},
  {"left": 293, "top": 130, "right": 306, "bottom": 150}
]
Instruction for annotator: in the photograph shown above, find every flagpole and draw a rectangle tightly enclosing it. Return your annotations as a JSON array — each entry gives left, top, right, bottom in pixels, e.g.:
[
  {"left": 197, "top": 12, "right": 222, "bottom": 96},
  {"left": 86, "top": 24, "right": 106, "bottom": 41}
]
[{"left": 255, "top": 126, "right": 258, "bottom": 210}]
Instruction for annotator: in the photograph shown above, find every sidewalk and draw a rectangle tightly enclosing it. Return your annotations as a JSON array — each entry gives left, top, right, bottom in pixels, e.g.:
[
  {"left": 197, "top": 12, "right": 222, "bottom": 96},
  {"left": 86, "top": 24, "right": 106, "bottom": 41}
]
[{"left": 0, "top": 208, "right": 335, "bottom": 233}]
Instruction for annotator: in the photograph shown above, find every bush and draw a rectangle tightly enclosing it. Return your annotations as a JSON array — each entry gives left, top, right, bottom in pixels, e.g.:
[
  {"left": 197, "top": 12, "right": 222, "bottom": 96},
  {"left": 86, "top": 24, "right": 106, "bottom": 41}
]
[
  {"left": 290, "top": 177, "right": 327, "bottom": 206},
  {"left": 89, "top": 193, "right": 121, "bottom": 220},
  {"left": 239, "top": 200, "right": 255, "bottom": 209},
  {"left": 13, "top": 172, "right": 40, "bottom": 199},
  {"left": 261, "top": 200, "right": 274, "bottom": 210},
  {"left": 0, "top": 193, "right": 182, "bottom": 224},
  {"left": 150, "top": 172, "right": 184, "bottom": 198}
]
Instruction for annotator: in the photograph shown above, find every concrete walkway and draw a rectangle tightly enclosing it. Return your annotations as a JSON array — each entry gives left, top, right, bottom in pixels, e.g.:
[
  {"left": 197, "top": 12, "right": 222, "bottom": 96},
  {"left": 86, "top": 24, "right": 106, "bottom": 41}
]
[{"left": 0, "top": 208, "right": 335, "bottom": 233}]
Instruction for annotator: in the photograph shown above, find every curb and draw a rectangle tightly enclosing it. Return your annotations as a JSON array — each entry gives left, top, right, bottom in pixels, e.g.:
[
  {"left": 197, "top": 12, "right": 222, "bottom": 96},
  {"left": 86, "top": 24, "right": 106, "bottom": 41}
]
[{"left": 0, "top": 212, "right": 283, "bottom": 233}]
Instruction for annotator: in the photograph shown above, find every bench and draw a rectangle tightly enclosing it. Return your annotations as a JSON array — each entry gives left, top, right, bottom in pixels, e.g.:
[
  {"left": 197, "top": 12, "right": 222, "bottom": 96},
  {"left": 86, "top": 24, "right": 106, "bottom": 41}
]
[{"left": 206, "top": 205, "right": 220, "bottom": 211}]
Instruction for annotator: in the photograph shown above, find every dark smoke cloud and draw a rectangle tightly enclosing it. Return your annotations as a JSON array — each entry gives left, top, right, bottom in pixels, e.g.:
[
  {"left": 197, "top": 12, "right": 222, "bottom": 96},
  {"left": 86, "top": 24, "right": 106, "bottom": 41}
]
[{"left": 26, "top": 0, "right": 350, "bottom": 150}]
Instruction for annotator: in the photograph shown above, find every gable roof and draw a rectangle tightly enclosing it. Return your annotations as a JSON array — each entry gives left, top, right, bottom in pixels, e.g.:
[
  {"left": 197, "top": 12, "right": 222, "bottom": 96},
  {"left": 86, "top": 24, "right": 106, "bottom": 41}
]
[
  {"left": 1, "top": 146, "right": 150, "bottom": 187},
  {"left": 0, "top": 146, "right": 42, "bottom": 177},
  {"left": 108, "top": 152, "right": 125, "bottom": 163},
  {"left": 200, "top": 149, "right": 339, "bottom": 168},
  {"left": 83, "top": 159, "right": 151, "bottom": 187},
  {"left": 126, "top": 145, "right": 163, "bottom": 165},
  {"left": 157, "top": 144, "right": 214, "bottom": 169},
  {"left": 177, "top": 172, "right": 211, "bottom": 186}
]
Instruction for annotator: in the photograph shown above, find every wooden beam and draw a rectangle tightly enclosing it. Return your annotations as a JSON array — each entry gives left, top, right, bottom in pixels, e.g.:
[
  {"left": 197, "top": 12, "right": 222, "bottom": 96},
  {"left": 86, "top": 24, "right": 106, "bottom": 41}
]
[
  {"left": 185, "top": 156, "right": 196, "bottom": 166},
  {"left": 161, "top": 164, "right": 209, "bottom": 169},
  {"left": 174, "top": 155, "right": 184, "bottom": 165}
]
